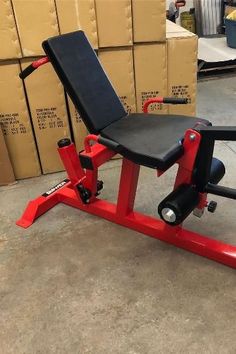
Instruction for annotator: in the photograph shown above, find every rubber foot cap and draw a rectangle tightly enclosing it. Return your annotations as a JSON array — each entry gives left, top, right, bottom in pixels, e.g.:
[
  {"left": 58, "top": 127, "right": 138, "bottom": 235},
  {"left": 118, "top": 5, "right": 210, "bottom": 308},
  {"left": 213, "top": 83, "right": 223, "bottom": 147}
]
[{"left": 58, "top": 138, "right": 71, "bottom": 148}]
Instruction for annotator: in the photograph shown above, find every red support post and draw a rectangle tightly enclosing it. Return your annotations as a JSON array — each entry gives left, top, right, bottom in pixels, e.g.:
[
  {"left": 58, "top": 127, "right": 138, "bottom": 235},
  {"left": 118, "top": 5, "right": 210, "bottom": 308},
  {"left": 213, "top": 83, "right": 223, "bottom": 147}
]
[
  {"left": 175, "top": 129, "right": 201, "bottom": 188},
  {"left": 116, "top": 159, "right": 140, "bottom": 217},
  {"left": 79, "top": 143, "right": 116, "bottom": 168},
  {"left": 84, "top": 169, "right": 98, "bottom": 200},
  {"left": 58, "top": 143, "right": 85, "bottom": 185}
]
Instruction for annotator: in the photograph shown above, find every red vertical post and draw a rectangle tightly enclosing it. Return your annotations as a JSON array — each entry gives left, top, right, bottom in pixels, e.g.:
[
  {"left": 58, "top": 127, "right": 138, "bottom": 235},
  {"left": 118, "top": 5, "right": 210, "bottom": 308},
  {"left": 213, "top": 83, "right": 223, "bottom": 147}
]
[
  {"left": 174, "top": 129, "right": 201, "bottom": 188},
  {"left": 83, "top": 169, "right": 98, "bottom": 201},
  {"left": 116, "top": 158, "right": 140, "bottom": 217},
  {"left": 58, "top": 142, "right": 85, "bottom": 185}
]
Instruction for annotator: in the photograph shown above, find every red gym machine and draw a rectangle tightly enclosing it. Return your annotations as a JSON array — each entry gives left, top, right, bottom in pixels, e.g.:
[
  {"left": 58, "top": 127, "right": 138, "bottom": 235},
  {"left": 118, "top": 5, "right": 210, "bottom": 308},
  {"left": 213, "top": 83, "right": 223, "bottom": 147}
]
[{"left": 17, "top": 31, "right": 236, "bottom": 269}]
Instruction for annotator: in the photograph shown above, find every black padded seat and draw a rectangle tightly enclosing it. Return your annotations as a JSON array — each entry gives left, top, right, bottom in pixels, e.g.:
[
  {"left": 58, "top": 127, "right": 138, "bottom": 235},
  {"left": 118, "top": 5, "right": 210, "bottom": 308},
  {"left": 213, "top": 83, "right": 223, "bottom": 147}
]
[
  {"left": 42, "top": 31, "right": 127, "bottom": 134},
  {"left": 42, "top": 31, "right": 211, "bottom": 170},
  {"left": 101, "top": 114, "right": 210, "bottom": 170}
]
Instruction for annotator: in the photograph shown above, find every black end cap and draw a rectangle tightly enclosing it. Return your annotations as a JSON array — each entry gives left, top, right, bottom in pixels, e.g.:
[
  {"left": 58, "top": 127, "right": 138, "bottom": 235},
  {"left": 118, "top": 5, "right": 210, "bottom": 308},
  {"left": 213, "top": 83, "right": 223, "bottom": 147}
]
[{"left": 58, "top": 138, "right": 71, "bottom": 148}]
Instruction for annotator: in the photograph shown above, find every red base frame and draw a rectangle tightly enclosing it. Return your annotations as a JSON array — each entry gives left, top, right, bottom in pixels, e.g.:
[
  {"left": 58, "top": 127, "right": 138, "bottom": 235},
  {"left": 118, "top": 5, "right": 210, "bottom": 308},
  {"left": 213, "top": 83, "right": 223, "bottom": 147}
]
[{"left": 16, "top": 130, "right": 236, "bottom": 269}]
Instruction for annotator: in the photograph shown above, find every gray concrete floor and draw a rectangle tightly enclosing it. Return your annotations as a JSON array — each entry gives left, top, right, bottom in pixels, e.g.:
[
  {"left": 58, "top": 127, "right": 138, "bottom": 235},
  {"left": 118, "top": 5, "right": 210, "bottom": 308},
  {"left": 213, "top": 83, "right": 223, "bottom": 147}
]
[{"left": 1, "top": 77, "right": 236, "bottom": 354}]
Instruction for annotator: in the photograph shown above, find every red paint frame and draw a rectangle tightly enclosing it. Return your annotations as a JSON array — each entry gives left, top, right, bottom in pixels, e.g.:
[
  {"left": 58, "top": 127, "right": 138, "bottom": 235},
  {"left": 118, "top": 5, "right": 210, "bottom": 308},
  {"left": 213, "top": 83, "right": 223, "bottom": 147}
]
[
  {"left": 16, "top": 96, "right": 236, "bottom": 269},
  {"left": 16, "top": 134, "right": 236, "bottom": 269}
]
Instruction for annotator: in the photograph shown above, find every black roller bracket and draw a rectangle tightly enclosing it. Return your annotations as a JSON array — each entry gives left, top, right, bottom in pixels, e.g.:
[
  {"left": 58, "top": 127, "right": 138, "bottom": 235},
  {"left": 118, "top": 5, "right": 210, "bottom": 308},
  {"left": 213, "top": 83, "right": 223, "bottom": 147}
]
[{"left": 77, "top": 184, "right": 91, "bottom": 204}]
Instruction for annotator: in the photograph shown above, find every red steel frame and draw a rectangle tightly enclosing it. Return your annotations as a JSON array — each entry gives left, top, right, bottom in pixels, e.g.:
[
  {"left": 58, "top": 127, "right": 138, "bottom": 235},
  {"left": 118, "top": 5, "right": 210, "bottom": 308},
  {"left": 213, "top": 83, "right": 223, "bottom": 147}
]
[{"left": 16, "top": 100, "right": 236, "bottom": 269}]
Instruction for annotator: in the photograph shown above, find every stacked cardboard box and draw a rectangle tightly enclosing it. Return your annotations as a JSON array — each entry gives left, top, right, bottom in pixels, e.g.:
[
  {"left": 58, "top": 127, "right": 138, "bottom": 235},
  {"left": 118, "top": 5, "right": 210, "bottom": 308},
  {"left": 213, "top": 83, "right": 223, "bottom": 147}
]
[
  {"left": 133, "top": 18, "right": 197, "bottom": 117},
  {"left": 0, "top": 0, "right": 99, "bottom": 178},
  {"left": 0, "top": 0, "right": 41, "bottom": 179},
  {"left": 132, "top": 0, "right": 167, "bottom": 114},
  {"left": 0, "top": 0, "right": 198, "bottom": 180},
  {"left": 96, "top": 0, "right": 167, "bottom": 115},
  {"left": 0, "top": 61, "right": 41, "bottom": 179},
  {"left": 166, "top": 21, "right": 197, "bottom": 116},
  {"left": 96, "top": 0, "right": 136, "bottom": 160},
  {"left": 98, "top": 48, "right": 136, "bottom": 115},
  {"left": 0, "top": 0, "right": 21, "bottom": 60},
  {"left": 12, "top": 0, "right": 72, "bottom": 173},
  {"left": 0, "top": 125, "right": 15, "bottom": 186}
]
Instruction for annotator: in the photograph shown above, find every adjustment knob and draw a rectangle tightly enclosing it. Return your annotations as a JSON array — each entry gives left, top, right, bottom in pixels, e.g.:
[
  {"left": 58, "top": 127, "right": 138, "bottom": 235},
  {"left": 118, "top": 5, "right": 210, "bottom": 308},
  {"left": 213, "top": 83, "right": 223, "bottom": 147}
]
[
  {"left": 77, "top": 184, "right": 91, "bottom": 204},
  {"left": 207, "top": 201, "right": 217, "bottom": 213}
]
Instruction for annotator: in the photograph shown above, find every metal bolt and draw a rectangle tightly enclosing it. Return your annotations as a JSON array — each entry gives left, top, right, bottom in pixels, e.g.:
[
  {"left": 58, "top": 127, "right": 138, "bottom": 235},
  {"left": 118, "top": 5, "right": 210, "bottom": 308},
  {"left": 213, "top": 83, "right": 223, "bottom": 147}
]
[
  {"left": 161, "top": 208, "right": 176, "bottom": 223},
  {"left": 189, "top": 133, "right": 196, "bottom": 141}
]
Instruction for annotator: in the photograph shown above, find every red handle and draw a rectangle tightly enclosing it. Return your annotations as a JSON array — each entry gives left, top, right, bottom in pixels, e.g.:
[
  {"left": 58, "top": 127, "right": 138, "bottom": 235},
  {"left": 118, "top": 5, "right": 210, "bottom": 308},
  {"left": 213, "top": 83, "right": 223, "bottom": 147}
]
[
  {"left": 143, "top": 97, "right": 188, "bottom": 113},
  {"left": 32, "top": 57, "right": 50, "bottom": 69},
  {"left": 84, "top": 134, "right": 99, "bottom": 153},
  {"left": 19, "top": 57, "right": 50, "bottom": 79},
  {"left": 143, "top": 97, "right": 164, "bottom": 113}
]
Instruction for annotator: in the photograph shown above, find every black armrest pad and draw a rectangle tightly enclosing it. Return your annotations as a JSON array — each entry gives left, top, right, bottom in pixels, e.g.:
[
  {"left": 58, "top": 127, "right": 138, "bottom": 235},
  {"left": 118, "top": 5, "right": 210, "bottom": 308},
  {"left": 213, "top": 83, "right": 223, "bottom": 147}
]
[
  {"left": 196, "top": 125, "right": 236, "bottom": 141},
  {"left": 98, "top": 136, "right": 121, "bottom": 151}
]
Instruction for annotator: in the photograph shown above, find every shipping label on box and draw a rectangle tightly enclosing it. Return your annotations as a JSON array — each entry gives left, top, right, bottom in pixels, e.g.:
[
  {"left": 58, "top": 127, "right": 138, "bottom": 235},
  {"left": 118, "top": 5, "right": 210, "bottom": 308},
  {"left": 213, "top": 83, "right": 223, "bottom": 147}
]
[
  {"left": 132, "top": 0, "right": 166, "bottom": 43},
  {"left": 167, "top": 23, "right": 198, "bottom": 116},
  {"left": 0, "top": 61, "right": 41, "bottom": 179},
  {"left": 0, "top": 0, "right": 21, "bottom": 59},
  {"left": 12, "top": 0, "right": 59, "bottom": 56},
  {"left": 134, "top": 43, "right": 167, "bottom": 114},
  {"left": 98, "top": 47, "right": 136, "bottom": 114},
  {"left": 95, "top": 0, "right": 132, "bottom": 47},
  {"left": 67, "top": 97, "right": 88, "bottom": 152},
  {"left": 56, "top": 0, "right": 98, "bottom": 49},
  {"left": 21, "top": 59, "right": 71, "bottom": 174}
]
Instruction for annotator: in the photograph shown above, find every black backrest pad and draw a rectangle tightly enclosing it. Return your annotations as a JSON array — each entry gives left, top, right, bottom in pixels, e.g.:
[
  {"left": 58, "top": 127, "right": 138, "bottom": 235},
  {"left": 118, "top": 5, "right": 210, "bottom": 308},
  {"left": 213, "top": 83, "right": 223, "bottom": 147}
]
[{"left": 42, "top": 31, "right": 127, "bottom": 133}]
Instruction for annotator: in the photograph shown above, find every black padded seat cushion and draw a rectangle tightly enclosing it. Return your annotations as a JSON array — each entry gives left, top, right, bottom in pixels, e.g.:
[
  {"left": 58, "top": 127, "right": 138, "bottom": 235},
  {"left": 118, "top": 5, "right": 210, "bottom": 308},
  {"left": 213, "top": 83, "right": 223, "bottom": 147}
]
[
  {"left": 101, "top": 114, "right": 210, "bottom": 170},
  {"left": 42, "top": 31, "right": 127, "bottom": 134}
]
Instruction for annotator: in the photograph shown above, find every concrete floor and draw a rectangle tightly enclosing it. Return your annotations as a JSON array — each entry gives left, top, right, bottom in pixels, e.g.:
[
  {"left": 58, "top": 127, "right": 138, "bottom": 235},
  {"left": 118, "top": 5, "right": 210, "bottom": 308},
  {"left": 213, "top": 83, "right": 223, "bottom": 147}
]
[{"left": 1, "top": 77, "right": 236, "bottom": 354}]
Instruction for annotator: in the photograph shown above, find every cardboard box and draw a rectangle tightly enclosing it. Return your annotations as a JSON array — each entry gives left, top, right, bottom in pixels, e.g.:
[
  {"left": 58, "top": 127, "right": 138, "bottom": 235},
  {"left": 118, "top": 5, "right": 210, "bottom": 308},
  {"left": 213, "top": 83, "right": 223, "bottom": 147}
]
[
  {"left": 67, "top": 97, "right": 88, "bottom": 152},
  {"left": 21, "top": 59, "right": 71, "bottom": 174},
  {"left": 98, "top": 47, "right": 136, "bottom": 114},
  {"left": 166, "top": 21, "right": 197, "bottom": 116},
  {"left": 0, "top": 125, "right": 15, "bottom": 186},
  {"left": 95, "top": 0, "right": 132, "bottom": 47},
  {"left": 225, "top": 5, "right": 236, "bottom": 16},
  {"left": 0, "top": 0, "right": 21, "bottom": 59},
  {"left": 0, "top": 61, "right": 41, "bottom": 179},
  {"left": 55, "top": 0, "right": 98, "bottom": 48},
  {"left": 133, "top": 43, "right": 167, "bottom": 114},
  {"left": 132, "top": 0, "right": 166, "bottom": 42},
  {"left": 12, "top": 0, "right": 59, "bottom": 56},
  {"left": 166, "top": 19, "right": 185, "bottom": 33}
]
